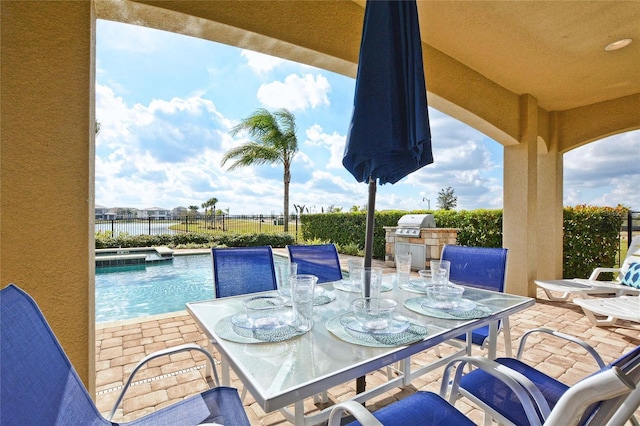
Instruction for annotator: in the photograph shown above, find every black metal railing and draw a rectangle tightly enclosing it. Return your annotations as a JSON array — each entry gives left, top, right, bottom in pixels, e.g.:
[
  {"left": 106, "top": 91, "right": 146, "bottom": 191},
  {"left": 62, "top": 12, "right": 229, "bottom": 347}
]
[
  {"left": 95, "top": 215, "right": 300, "bottom": 238},
  {"left": 623, "top": 210, "right": 640, "bottom": 247}
]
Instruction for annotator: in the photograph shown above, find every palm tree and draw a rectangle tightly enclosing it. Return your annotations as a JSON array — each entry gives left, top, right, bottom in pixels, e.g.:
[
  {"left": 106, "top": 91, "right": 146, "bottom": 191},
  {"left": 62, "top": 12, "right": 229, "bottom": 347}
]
[
  {"left": 201, "top": 197, "right": 218, "bottom": 229},
  {"left": 223, "top": 108, "right": 298, "bottom": 232},
  {"left": 201, "top": 201, "right": 209, "bottom": 228}
]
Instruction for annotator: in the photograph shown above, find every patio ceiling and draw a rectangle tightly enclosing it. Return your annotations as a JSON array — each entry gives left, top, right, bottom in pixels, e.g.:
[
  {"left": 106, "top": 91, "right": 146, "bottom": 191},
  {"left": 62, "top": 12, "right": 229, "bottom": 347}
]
[
  {"left": 96, "top": 0, "right": 640, "bottom": 150},
  {"left": 416, "top": 1, "right": 639, "bottom": 112}
]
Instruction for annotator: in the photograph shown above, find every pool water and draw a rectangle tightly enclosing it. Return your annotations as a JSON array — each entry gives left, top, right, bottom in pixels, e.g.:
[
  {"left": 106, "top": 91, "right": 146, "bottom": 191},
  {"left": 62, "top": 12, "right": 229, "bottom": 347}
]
[{"left": 95, "top": 254, "right": 286, "bottom": 323}]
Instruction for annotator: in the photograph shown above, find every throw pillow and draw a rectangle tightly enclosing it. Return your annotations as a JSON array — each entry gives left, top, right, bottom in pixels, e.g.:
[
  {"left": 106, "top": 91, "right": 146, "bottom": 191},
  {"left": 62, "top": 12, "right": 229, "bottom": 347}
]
[{"left": 621, "top": 262, "right": 640, "bottom": 289}]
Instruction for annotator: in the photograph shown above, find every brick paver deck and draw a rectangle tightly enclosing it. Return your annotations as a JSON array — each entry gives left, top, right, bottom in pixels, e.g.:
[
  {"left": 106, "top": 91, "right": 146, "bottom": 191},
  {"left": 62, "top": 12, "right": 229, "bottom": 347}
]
[{"left": 95, "top": 252, "right": 640, "bottom": 424}]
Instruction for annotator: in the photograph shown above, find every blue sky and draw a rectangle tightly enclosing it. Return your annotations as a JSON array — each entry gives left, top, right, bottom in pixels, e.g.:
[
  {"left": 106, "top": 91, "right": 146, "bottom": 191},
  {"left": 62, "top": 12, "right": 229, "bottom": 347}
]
[{"left": 95, "top": 20, "right": 639, "bottom": 215}]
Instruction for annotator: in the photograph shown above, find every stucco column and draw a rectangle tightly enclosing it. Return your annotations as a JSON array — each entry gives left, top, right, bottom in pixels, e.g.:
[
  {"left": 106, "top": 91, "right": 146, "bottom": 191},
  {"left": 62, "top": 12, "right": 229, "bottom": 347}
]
[
  {"left": 503, "top": 95, "right": 538, "bottom": 296},
  {"left": 1, "top": 1, "right": 95, "bottom": 390},
  {"left": 536, "top": 131, "right": 564, "bottom": 281}
]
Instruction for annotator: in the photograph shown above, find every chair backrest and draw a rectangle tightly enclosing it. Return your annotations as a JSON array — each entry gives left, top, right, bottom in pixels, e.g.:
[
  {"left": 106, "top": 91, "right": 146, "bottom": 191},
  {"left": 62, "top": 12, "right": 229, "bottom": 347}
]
[
  {"left": 1, "top": 284, "right": 110, "bottom": 425},
  {"left": 212, "top": 246, "right": 278, "bottom": 298},
  {"left": 441, "top": 245, "right": 508, "bottom": 292},
  {"left": 287, "top": 243, "right": 343, "bottom": 283}
]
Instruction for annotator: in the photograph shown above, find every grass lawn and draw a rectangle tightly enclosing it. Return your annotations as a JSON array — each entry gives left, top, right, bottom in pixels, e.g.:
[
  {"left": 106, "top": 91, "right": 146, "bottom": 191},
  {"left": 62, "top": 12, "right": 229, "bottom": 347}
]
[{"left": 170, "top": 218, "right": 296, "bottom": 235}]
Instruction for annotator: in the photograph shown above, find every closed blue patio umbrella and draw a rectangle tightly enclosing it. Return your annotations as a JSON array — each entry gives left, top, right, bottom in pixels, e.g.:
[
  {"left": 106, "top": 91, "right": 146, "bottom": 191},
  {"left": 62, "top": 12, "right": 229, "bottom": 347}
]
[{"left": 344, "top": 0, "right": 433, "bottom": 295}]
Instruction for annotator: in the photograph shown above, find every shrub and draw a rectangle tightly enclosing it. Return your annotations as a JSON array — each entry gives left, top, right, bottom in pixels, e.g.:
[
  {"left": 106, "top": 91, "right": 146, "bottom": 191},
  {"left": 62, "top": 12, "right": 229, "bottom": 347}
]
[
  {"left": 335, "top": 242, "right": 364, "bottom": 257},
  {"left": 563, "top": 205, "right": 627, "bottom": 279},
  {"left": 95, "top": 232, "right": 294, "bottom": 249},
  {"left": 211, "top": 233, "right": 295, "bottom": 248},
  {"left": 447, "top": 210, "right": 503, "bottom": 248},
  {"left": 301, "top": 211, "right": 406, "bottom": 259}
]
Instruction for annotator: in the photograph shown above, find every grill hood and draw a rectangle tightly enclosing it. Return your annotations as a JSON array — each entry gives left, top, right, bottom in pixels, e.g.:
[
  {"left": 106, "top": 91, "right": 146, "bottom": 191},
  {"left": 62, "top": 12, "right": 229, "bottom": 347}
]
[{"left": 397, "top": 214, "right": 436, "bottom": 228}]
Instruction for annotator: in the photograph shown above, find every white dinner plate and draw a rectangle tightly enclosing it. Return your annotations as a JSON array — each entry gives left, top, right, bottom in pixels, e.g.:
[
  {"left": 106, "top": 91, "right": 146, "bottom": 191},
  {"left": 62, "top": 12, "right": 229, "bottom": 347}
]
[
  {"left": 230, "top": 310, "right": 294, "bottom": 330},
  {"left": 420, "top": 298, "right": 477, "bottom": 311},
  {"left": 343, "top": 314, "right": 411, "bottom": 335},
  {"left": 333, "top": 279, "right": 393, "bottom": 293}
]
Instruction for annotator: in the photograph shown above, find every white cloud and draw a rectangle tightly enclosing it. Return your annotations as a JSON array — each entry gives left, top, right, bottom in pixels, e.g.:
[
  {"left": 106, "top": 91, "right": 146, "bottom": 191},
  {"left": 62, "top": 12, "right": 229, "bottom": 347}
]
[
  {"left": 304, "top": 124, "right": 346, "bottom": 169},
  {"left": 257, "top": 74, "right": 330, "bottom": 111},
  {"left": 288, "top": 170, "right": 367, "bottom": 213},
  {"left": 95, "top": 83, "right": 246, "bottom": 210},
  {"left": 95, "top": 84, "right": 137, "bottom": 146},
  {"left": 241, "top": 49, "right": 285, "bottom": 75},
  {"left": 564, "top": 131, "right": 640, "bottom": 208}
]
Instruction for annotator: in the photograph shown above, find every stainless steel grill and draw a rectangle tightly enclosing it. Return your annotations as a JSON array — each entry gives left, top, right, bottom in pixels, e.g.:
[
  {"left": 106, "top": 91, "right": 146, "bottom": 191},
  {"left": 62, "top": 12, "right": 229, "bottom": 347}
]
[{"left": 395, "top": 214, "right": 436, "bottom": 237}]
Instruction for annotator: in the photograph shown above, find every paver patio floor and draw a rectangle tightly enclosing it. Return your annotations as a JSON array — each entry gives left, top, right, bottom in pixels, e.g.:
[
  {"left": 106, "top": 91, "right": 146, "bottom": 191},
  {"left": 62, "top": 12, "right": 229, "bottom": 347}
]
[{"left": 95, "top": 254, "right": 640, "bottom": 424}]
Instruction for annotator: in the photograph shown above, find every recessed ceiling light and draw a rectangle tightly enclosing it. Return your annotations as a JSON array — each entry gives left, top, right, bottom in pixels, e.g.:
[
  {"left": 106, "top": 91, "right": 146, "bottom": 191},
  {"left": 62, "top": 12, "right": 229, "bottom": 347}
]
[{"left": 605, "top": 38, "right": 632, "bottom": 51}]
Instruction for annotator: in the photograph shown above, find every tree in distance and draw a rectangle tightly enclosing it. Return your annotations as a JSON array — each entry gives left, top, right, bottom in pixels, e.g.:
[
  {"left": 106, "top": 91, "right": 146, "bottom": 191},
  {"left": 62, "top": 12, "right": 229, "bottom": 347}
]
[{"left": 437, "top": 186, "right": 457, "bottom": 210}]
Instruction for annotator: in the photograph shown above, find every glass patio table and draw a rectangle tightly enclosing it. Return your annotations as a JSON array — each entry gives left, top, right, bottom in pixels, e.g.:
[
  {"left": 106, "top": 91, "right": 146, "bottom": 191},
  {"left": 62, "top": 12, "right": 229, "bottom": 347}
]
[{"left": 186, "top": 277, "right": 534, "bottom": 425}]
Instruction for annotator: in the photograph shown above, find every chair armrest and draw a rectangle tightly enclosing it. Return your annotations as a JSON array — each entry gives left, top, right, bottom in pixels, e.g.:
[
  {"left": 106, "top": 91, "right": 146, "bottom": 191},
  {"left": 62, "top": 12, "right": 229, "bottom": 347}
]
[
  {"left": 441, "top": 356, "right": 551, "bottom": 426},
  {"left": 545, "top": 367, "right": 634, "bottom": 425},
  {"left": 589, "top": 267, "right": 621, "bottom": 281},
  {"left": 328, "top": 401, "right": 383, "bottom": 426},
  {"left": 108, "top": 343, "right": 218, "bottom": 421},
  {"left": 516, "top": 328, "right": 605, "bottom": 368}
]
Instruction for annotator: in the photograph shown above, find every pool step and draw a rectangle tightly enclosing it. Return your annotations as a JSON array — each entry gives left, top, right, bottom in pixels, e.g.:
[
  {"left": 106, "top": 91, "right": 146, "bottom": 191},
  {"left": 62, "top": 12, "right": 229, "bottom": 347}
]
[{"left": 95, "top": 247, "right": 174, "bottom": 268}]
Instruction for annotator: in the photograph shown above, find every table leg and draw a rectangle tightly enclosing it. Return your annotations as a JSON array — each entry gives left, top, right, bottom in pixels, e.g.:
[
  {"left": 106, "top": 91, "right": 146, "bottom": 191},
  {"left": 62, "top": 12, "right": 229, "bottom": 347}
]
[
  {"left": 221, "top": 353, "right": 230, "bottom": 386},
  {"left": 294, "top": 400, "right": 305, "bottom": 425},
  {"left": 488, "top": 321, "right": 498, "bottom": 359},
  {"left": 401, "top": 359, "right": 411, "bottom": 387}
]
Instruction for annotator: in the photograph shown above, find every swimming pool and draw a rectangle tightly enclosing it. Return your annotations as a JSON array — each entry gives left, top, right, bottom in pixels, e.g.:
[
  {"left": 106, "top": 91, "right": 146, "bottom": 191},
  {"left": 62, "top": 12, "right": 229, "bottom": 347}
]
[{"left": 95, "top": 253, "right": 287, "bottom": 323}]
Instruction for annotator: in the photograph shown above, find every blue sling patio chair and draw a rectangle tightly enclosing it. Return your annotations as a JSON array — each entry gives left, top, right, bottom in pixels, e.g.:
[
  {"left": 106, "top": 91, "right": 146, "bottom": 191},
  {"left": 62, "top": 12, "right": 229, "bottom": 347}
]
[
  {"left": 327, "top": 363, "right": 636, "bottom": 426},
  {"left": 210, "top": 246, "right": 279, "bottom": 399},
  {"left": 0, "top": 284, "right": 249, "bottom": 426},
  {"left": 446, "top": 328, "right": 640, "bottom": 426},
  {"left": 287, "top": 243, "right": 343, "bottom": 283},
  {"left": 212, "top": 245, "right": 328, "bottom": 406},
  {"left": 212, "top": 245, "right": 278, "bottom": 298},
  {"left": 441, "top": 244, "right": 512, "bottom": 357}
]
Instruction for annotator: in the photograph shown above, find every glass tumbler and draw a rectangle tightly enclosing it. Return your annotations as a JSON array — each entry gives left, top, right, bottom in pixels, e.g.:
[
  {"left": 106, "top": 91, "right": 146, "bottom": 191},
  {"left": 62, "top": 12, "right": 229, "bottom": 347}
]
[
  {"left": 430, "top": 260, "right": 451, "bottom": 285},
  {"left": 291, "top": 274, "right": 317, "bottom": 332},
  {"left": 348, "top": 258, "right": 364, "bottom": 292},
  {"left": 395, "top": 253, "right": 412, "bottom": 288},
  {"left": 361, "top": 267, "right": 383, "bottom": 299},
  {"left": 276, "top": 262, "right": 298, "bottom": 297}
]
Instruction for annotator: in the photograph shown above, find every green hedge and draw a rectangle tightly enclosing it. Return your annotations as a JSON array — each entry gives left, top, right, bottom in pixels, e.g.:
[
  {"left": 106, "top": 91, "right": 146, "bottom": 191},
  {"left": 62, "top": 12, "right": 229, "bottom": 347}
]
[
  {"left": 431, "top": 209, "right": 503, "bottom": 248},
  {"left": 300, "top": 206, "right": 627, "bottom": 278},
  {"left": 301, "top": 211, "right": 407, "bottom": 259},
  {"left": 300, "top": 209, "right": 503, "bottom": 258},
  {"left": 563, "top": 205, "right": 626, "bottom": 279},
  {"left": 95, "top": 231, "right": 295, "bottom": 249}
]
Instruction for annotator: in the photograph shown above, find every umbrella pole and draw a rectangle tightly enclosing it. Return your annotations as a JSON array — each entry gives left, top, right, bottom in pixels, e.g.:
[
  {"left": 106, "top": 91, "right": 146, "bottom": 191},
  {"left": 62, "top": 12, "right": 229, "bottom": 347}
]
[
  {"left": 364, "top": 178, "right": 376, "bottom": 278},
  {"left": 357, "top": 177, "right": 377, "bottom": 396}
]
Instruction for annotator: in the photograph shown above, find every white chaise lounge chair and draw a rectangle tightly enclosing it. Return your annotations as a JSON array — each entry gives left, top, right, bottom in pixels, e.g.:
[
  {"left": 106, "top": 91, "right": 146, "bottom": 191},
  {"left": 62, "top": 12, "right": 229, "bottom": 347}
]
[
  {"left": 573, "top": 295, "right": 640, "bottom": 326},
  {"left": 535, "top": 235, "right": 640, "bottom": 301}
]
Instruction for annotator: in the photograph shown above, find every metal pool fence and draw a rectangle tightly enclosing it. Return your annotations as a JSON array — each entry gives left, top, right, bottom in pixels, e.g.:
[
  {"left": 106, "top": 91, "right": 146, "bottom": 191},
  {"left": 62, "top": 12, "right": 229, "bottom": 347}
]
[
  {"left": 95, "top": 215, "right": 300, "bottom": 238},
  {"left": 623, "top": 210, "right": 640, "bottom": 245}
]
